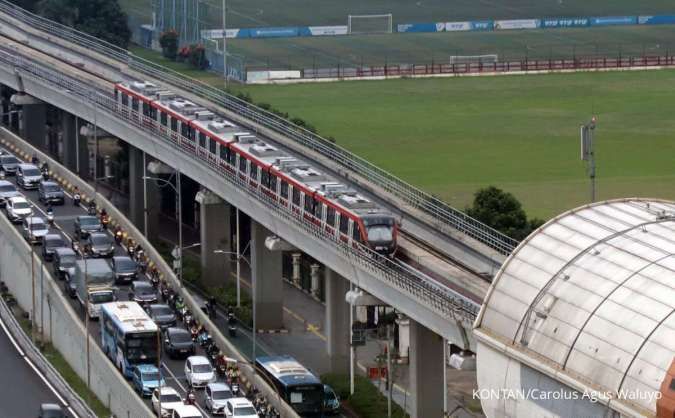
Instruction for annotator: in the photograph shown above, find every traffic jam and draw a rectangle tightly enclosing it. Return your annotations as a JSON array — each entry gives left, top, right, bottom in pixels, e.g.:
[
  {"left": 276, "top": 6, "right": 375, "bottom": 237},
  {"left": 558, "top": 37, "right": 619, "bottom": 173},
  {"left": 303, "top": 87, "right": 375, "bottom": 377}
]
[{"left": 0, "top": 148, "right": 339, "bottom": 418}]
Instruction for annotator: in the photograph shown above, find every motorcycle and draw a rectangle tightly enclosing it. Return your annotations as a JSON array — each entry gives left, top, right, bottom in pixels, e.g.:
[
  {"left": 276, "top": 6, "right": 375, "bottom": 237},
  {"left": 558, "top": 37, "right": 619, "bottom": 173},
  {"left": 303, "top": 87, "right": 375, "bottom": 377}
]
[
  {"left": 73, "top": 193, "right": 81, "bottom": 207},
  {"left": 114, "top": 228, "right": 123, "bottom": 245},
  {"left": 41, "top": 167, "right": 49, "bottom": 181},
  {"left": 198, "top": 333, "right": 212, "bottom": 348},
  {"left": 190, "top": 325, "right": 199, "bottom": 342},
  {"left": 87, "top": 203, "right": 96, "bottom": 216},
  {"left": 161, "top": 285, "right": 171, "bottom": 303},
  {"left": 185, "top": 389, "right": 196, "bottom": 405},
  {"left": 46, "top": 209, "right": 54, "bottom": 227},
  {"left": 101, "top": 214, "right": 110, "bottom": 230},
  {"left": 126, "top": 242, "right": 136, "bottom": 259},
  {"left": 227, "top": 312, "right": 237, "bottom": 338},
  {"left": 183, "top": 309, "right": 194, "bottom": 327}
]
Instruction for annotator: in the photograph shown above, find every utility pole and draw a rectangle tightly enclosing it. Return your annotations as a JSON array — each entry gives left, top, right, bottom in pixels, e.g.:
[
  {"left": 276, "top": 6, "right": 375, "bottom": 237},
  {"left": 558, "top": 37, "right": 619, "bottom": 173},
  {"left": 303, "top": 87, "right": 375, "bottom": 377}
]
[
  {"left": 580, "top": 116, "right": 597, "bottom": 202},
  {"left": 386, "top": 324, "right": 392, "bottom": 418},
  {"left": 222, "top": 0, "right": 227, "bottom": 87}
]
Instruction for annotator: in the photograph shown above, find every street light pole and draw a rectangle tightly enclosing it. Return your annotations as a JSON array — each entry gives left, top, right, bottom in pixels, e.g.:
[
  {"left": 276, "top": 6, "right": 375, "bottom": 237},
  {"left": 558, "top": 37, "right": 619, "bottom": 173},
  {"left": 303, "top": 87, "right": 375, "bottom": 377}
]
[
  {"left": 177, "top": 171, "right": 183, "bottom": 286},
  {"left": 581, "top": 116, "right": 597, "bottom": 203},
  {"left": 143, "top": 151, "right": 148, "bottom": 237},
  {"left": 157, "top": 328, "right": 162, "bottom": 416},
  {"left": 235, "top": 208, "right": 240, "bottom": 307},
  {"left": 222, "top": 0, "right": 227, "bottom": 87}
]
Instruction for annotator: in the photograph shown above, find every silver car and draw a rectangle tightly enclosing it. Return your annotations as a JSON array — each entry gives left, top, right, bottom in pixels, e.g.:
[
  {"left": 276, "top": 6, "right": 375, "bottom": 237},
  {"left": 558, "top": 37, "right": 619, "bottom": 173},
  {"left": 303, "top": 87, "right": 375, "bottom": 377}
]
[
  {"left": 0, "top": 180, "right": 21, "bottom": 207},
  {"left": 16, "top": 164, "right": 43, "bottom": 190},
  {"left": 0, "top": 154, "right": 20, "bottom": 175},
  {"left": 22, "top": 216, "right": 49, "bottom": 244},
  {"left": 5, "top": 196, "right": 33, "bottom": 223},
  {"left": 205, "top": 383, "right": 234, "bottom": 415}
]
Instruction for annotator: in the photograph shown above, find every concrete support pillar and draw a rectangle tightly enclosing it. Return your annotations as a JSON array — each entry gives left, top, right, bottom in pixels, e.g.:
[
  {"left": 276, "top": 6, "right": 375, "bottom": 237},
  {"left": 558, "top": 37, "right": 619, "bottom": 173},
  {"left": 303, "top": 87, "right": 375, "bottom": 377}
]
[
  {"left": 310, "top": 263, "right": 321, "bottom": 298},
  {"left": 128, "top": 147, "right": 159, "bottom": 241},
  {"left": 61, "top": 113, "right": 78, "bottom": 172},
  {"left": 22, "top": 103, "right": 47, "bottom": 150},
  {"left": 197, "top": 190, "right": 231, "bottom": 288},
  {"left": 325, "top": 269, "right": 350, "bottom": 373},
  {"left": 291, "top": 253, "right": 301, "bottom": 286},
  {"left": 251, "top": 221, "right": 283, "bottom": 330},
  {"left": 409, "top": 320, "right": 444, "bottom": 418}
]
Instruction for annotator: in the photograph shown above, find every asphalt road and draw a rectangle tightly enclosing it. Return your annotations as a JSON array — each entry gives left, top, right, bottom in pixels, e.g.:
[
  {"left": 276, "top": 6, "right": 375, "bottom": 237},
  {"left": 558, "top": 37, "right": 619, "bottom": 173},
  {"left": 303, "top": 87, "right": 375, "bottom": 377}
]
[{"left": 0, "top": 170, "right": 239, "bottom": 417}]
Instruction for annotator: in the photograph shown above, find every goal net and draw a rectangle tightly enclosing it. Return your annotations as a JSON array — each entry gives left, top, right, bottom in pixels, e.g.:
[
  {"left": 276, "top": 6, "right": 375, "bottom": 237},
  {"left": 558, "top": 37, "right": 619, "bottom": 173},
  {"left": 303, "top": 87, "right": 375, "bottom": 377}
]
[
  {"left": 348, "top": 14, "right": 393, "bottom": 34},
  {"left": 449, "top": 54, "right": 499, "bottom": 65}
]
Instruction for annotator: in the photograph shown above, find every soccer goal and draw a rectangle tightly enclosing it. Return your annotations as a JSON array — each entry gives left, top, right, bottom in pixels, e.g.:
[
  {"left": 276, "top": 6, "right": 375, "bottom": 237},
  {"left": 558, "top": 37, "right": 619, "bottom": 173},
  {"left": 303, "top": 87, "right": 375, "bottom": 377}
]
[
  {"left": 449, "top": 54, "right": 499, "bottom": 65},
  {"left": 347, "top": 14, "right": 393, "bottom": 35}
]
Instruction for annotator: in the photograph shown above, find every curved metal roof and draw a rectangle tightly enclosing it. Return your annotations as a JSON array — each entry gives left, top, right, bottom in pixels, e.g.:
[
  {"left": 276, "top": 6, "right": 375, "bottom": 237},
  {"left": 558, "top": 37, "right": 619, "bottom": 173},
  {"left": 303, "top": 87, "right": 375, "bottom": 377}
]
[{"left": 474, "top": 199, "right": 675, "bottom": 415}]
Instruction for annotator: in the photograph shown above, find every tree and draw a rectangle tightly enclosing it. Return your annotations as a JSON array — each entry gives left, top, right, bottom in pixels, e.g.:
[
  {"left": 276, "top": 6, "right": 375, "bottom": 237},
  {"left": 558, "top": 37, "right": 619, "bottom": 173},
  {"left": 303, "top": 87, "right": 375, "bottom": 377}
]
[
  {"left": 160, "top": 29, "right": 179, "bottom": 60},
  {"left": 466, "top": 186, "right": 543, "bottom": 241},
  {"left": 37, "top": 0, "right": 131, "bottom": 49}
]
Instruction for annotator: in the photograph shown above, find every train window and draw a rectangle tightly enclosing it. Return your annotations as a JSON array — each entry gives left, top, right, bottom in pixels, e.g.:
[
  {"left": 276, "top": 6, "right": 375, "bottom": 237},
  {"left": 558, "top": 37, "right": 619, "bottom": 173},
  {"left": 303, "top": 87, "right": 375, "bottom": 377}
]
[
  {"left": 352, "top": 224, "right": 361, "bottom": 242},
  {"left": 209, "top": 138, "right": 217, "bottom": 154},
  {"left": 250, "top": 164, "right": 258, "bottom": 181},
  {"left": 261, "top": 171, "right": 269, "bottom": 187},
  {"left": 181, "top": 122, "right": 189, "bottom": 138},
  {"left": 188, "top": 126, "right": 195, "bottom": 141},
  {"left": 199, "top": 132, "right": 207, "bottom": 148},
  {"left": 292, "top": 188, "right": 300, "bottom": 206},
  {"left": 339, "top": 215, "right": 349, "bottom": 235},
  {"left": 239, "top": 156, "right": 247, "bottom": 172},
  {"left": 280, "top": 181, "right": 289, "bottom": 199},
  {"left": 114, "top": 90, "right": 119, "bottom": 101},
  {"left": 170, "top": 118, "right": 178, "bottom": 132},
  {"left": 228, "top": 150, "right": 236, "bottom": 166},
  {"left": 270, "top": 175, "right": 277, "bottom": 191},
  {"left": 132, "top": 97, "right": 139, "bottom": 112},
  {"left": 142, "top": 102, "right": 150, "bottom": 117},
  {"left": 121, "top": 93, "right": 129, "bottom": 106},
  {"left": 149, "top": 106, "right": 157, "bottom": 120},
  {"left": 304, "top": 195, "right": 314, "bottom": 214},
  {"left": 160, "top": 112, "right": 167, "bottom": 126},
  {"left": 219, "top": 145, "right": 228, "bottom": 160},
  {"left": 326, "top": 206, "right": 336, "bottom": 227}
]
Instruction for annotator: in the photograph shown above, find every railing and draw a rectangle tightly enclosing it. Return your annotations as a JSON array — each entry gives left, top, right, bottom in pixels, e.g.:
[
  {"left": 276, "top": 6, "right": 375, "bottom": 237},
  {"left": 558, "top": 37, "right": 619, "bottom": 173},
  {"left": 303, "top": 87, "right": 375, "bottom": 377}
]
[
  {"left": 0, "top": 47, "right": 481, "bottom": 324},
  {"left": 0, "top": 0, "right": 518, "bottom": 258}
]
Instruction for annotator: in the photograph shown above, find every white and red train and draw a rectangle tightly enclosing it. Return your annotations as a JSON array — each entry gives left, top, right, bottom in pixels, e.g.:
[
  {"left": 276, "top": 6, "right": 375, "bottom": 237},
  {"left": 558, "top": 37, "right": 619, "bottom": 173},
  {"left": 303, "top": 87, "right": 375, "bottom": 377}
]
[{"left": 114, "top": 80, "right": 398, "bottom": 255}]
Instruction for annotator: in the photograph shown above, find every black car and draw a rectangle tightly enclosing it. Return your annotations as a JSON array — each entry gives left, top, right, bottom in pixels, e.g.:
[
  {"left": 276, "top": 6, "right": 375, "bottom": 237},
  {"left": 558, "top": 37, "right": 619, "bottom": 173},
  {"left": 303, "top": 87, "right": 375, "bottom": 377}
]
[
  {"left": 111, "top": 256, "right": 137, "bottom": 284},
  {"left": 38, "top": 403, "right": 66, "bottom": 418},
  {"left": 73, "top": 215, "right": 102, "bottom": 239},
  {"left": 84, "top": 232, "right": 114, "bottom": 258},
  {"left": 0, "top": 154, "right": 20, "bottom": 175},
  {"left": 148, "top": 304, "right": 177, "bottom": 329},
  {"left": 42, "top": 234, "right": 66, "bottom": 261},
  {"left": 164, "top": 327, "right": 195, "bottom": 358},
  {"left": 63, "top": 272, "right": 77, "bottom": 299},
  {"left": 38, "top": 180, "right": 65, "bottom": 205},
  {"left": 52, "top": 247, "right": 76, "bottom": 280},
  {"left": 128, "top": 281, "right": 157, "bottom": 305}
]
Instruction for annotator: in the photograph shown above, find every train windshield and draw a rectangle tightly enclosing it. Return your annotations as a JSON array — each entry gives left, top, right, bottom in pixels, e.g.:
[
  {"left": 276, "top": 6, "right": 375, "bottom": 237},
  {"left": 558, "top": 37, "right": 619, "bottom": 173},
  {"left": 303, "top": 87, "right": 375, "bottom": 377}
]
[{"left": 366, "top": 225, "right": 393, "bottom": 242}]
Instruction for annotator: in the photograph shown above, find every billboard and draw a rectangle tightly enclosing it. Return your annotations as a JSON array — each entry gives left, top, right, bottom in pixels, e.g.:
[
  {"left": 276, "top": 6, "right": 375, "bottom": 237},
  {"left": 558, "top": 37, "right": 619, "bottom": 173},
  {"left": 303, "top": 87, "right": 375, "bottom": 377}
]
[
  {"left": 247, "top": 27, "right": 300, "bottom": 38},
  {"left": 201, "top": 29, "right": 240, "bottom": 39},
  {"left": 590, "top": 16, "right": 637, "bottom": 26},
  {"left": 638, "top": 15, "right": 675, "bottom": 25},
  {"left": 469, "top": 20, "right": 494, "bottom": 31},
  {"left": 397, "top": 23, "right": 444, "bottom": 33},
  {"left": 305, "top": 25, "right": 349, "bottom": 36},
  {"left": 541, "top": 18, "right": 590, "bottom": 28},
  {"left": 445, "top": 21, "right": 472, "bottom": 32},
  {"left": 494, "top": 19, "right": 540, "bottom": 30}
]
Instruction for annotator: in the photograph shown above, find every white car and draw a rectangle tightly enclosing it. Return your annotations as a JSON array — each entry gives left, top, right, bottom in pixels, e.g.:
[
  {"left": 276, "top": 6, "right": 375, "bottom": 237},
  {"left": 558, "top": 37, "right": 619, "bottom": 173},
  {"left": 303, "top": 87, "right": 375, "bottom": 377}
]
[
  {"left": 224, "top": 398, "right": 258, "bottom": 418},
  {"left": 16, "top": 163, "right": 43, "bottom": 190},
  {"left": 22, "top": 216, "right": 49, "bottom": 244},
  {"left": 151, "top": 386, "right": 184, "bottom": 418},
  {"left": 184, "top": 355, "right": 215, "bottom": 388},
  {"left": 205, "top": 382, "right": 234, "bottom": 415},
  {"left": 0, "top": 180, "right": 20, "bottom": 207},
  {"left": 170, "top": 404, "right": 204, "bottom": 418},
  {"left": 5, "top": 196, "right": 33, "bottom": 223}
]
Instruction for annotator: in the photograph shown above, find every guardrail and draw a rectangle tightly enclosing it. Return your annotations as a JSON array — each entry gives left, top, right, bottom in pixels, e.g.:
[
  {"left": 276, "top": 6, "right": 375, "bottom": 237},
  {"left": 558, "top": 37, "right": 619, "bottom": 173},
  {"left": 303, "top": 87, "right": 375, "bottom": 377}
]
[
  {"left": 0, "top": 46, "right": 481, "bottom": 323},
  {"left": 0, "top": 0, "right": 518, "bottom": 258}
]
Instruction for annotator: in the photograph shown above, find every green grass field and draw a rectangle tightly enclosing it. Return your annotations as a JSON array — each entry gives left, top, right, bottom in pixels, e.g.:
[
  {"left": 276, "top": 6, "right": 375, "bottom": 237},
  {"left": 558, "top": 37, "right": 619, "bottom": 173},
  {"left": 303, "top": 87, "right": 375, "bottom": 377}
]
[{"left": 227, "top": 70, "right": 675, "bottom": 219}]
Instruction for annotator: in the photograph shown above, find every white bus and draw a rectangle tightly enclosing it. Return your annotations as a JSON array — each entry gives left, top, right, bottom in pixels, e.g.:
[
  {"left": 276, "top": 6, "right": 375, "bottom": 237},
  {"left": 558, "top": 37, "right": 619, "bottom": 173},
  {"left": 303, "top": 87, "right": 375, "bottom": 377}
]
[{"left": 100, "top": 301, "right": 159, "bottom": 378}]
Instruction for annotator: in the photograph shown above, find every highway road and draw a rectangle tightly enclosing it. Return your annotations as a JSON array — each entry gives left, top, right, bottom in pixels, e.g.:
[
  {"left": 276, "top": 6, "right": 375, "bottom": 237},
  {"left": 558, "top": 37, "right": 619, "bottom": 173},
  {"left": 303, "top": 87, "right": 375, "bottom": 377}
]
[
  {"left": 0, "top": 159, "right": 265, "bottom": 417},
  {"left": 0, "top": 300, "right": 74, "bottom": 417}
]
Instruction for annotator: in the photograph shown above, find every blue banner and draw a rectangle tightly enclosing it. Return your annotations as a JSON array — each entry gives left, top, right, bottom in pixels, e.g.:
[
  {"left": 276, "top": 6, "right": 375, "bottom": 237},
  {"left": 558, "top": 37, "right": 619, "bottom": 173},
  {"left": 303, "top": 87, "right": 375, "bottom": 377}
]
[
  {"left": 638, "top": 15, "right": 675, "bottom": 25},
  {"left": 247, "top": 27, "right": 300, "bottom": 38},
  {"left": 397, "top": 23, "right": 444, "bottom": 33},
  {"left": 590, "top": 16, "right": 637, "bottom": 26},
  {"left": 541, "top": 17, "right": 590, "bottom": 28},
  {"left": 469, "top": 20, "right": 494, "bottom": 31}
]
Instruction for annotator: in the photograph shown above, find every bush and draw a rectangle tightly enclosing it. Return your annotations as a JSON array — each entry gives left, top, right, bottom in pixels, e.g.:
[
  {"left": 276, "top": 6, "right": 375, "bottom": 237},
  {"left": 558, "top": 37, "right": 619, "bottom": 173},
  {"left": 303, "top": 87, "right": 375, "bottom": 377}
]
[
  {"left": 188, "top": 44, "right": 208, "bottom": 70},
  {"left": 321, "top": 374, "right": 410, "bottom": 418},
  {"left": 159, "top": 30, "right": 179, "bottom": 60}
]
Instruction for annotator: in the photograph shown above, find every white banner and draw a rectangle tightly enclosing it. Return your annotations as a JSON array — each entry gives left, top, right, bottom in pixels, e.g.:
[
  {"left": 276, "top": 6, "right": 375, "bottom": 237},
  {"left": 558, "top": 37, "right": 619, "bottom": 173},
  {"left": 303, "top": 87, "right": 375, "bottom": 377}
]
[
  {"left": 445, "top": 21, "right": 472, "bottom": 31},
  {"left": 494, "top": 19, "right": 540, "bottom": 30},
  {"left": 308, "top": 25, "right": 348, "bottom": 36},
  {"left": 200, "top": 29, "right": 240, "bottom": 39}
]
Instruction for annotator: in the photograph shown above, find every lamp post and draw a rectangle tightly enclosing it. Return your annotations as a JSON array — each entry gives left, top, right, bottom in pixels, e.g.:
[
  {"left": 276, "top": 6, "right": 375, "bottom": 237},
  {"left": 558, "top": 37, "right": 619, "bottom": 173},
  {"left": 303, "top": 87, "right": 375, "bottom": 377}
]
[
  {"left": 222, "top": 0, "right": 227, "bottom": 87},
  {"left": 213, "top": 234, "right": 249, "bottom": 308},
  {"left": 580, "top": 116, "right": 597, "bottom": 203},
  {"left": 143, "top": 173, "right": 182, "bottom": 285}
]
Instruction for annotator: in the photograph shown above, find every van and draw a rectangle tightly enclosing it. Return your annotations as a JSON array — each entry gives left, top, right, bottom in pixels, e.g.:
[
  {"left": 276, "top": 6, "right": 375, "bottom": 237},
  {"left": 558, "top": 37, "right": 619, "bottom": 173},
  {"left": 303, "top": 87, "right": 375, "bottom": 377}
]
[{"left": 171, "top": 404, "right": 204, "bottom": 418}]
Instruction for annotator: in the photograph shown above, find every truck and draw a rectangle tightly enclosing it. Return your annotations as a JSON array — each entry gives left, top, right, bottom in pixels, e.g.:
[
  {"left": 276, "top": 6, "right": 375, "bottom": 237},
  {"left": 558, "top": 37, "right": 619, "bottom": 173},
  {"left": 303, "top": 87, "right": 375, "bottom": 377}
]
[{"left": 73, "top": 259, "right": 115, "bottom": 319}]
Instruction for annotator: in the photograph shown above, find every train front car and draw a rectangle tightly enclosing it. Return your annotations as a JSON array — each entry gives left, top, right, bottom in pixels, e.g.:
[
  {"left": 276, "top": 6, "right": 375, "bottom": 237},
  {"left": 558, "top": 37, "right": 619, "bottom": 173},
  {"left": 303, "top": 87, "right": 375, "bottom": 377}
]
[{"left": 361, "top": 212, "right": 397, "bottom": 256}]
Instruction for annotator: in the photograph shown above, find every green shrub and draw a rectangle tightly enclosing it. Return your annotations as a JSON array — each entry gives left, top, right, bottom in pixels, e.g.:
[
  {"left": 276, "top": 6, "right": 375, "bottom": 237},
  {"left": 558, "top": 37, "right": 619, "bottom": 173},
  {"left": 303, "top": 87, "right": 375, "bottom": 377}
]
[
  {"left": 321, "top": 373, "right": 410, "bottom": 418},
  {"left": 159, "top": 29, "right": 179, "bottom": 60}
]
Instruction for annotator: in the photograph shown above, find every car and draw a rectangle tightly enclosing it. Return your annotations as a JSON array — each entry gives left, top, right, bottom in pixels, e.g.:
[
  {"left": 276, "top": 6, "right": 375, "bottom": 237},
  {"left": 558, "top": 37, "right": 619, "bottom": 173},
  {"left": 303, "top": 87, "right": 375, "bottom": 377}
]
[
  {"left": 0, "top": 179, "right": 21, "bottom": 207},
  {"left": 110, "top": 255, "right": 137, "bottom": 283},
  {"left": 131, "top": 364, "right": 165, "bottom": 397},
  {"left": 0, "top": 154, "right": 20, "bottom": 175},
  {"left": 128, "top": 280, "right": 158, "bottom": 304},
  {"left": 73, "top": 215, "right": 102, "bottom": 239},
  {"left": 148, "top": 304, "right": 177, "bottom": 329},
  {"left": 38, "top": 403, "right": 66, "bottom": 418},
  {"left": 163, "top": 327, "right": 195, "bottom": 358},
  {"left": 5, "top": 195, "right": 32, "bottom": 223},
  {"left": 52, "top": 247, "right": 76, "bottom": 280},
  {"left": 38, "top": 180, "right": 65, "bottom": 205},
  {"left": 324, "top": 384, "right": 341, "bottom": 415},
  {"left": 84, "top": 232, "right": 114, "bottom": 258},
  {"left": 22, "top": 216, "right": 48, "bottom": 244},
  {"left": 151, "top": 386, "right": 184, "bottom": 418},
  {"left": 16, "top": 163, "right": 42, "bottom": 190},
  {"left": 42, "top": 233, "right": 66, "bottom": 260},
  {"left": 205, "top": 382, "right": 234, "bottom": 415},
  {"left": 63, "top": 273, "right": 77, "bottom": 298},
  {"left": 170, "top": 404, "right": 204, "bottom": 418},
  {"left": 223, "top": 398, "right": 258, "bottom": 418},
  {"left": 184, "top": 355, "right": 215, "bottom": 388}
]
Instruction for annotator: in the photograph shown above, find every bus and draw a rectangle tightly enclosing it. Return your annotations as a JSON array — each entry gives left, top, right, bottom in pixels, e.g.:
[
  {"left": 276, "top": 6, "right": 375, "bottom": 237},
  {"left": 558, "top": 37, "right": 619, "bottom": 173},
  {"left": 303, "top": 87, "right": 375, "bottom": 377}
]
[
  {"left": 255, "top": 355, "right": 324, "bottom": 417},
  {"left": 100, "top": 301, "right": 159, "bottom": 378}
]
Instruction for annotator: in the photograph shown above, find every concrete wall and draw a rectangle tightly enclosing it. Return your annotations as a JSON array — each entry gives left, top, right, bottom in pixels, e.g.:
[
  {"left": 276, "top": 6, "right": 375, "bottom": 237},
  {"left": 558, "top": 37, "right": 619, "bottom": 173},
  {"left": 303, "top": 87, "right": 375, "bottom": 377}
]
[{"left": 0, "top": 200, "right": 153, "bottom": 417}]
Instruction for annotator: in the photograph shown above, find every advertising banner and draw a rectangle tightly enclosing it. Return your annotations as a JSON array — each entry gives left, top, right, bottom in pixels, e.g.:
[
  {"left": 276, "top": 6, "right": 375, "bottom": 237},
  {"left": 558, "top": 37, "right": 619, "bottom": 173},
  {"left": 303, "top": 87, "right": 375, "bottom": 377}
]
[
  {"left": 541, "top": 18, "right": 590, "bottom": 28},
  {"left": 469, "top": 20, "right": 494, "bottom": 31},
  {"left": 306, "top": 25, "right": 349, "bottom": 36},
  {"left": 590, "top": 16, "right": 637, "bottom": 26},
  {"left": 494, "top": 19, "right": 540, "bottom": 30},
  {"left": 201, "top": 29, "right": 240, "bottom": 39},
  {"left": 445, "top": 21, "right": 472, "bottom": 32},
  {"left": 248, "top": 27, "right": 300, "bottom": 38},
  {"left": 638, "top": 15, "right": 675, "bottom": 25},
  {"left": 397, "top": 23, "right": 444, "bottom": 33}
]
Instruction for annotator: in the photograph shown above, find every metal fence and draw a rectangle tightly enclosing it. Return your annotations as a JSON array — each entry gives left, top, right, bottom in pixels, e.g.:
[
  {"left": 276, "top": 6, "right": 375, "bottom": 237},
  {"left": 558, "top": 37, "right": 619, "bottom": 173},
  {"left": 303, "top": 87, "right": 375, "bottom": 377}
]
[{"left": 0, "top": 0, "right": 519, "bottom": 260}]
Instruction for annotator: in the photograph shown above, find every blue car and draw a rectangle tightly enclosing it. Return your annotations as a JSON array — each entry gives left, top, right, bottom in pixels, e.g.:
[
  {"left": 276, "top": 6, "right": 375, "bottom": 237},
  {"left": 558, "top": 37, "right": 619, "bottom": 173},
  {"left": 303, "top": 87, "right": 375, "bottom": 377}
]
[
  {"left": 132, "top": 364, "right": 165, "bottom": 397},
  {"left": 324, "top": 384, "right": 340, "bottom": 415}
]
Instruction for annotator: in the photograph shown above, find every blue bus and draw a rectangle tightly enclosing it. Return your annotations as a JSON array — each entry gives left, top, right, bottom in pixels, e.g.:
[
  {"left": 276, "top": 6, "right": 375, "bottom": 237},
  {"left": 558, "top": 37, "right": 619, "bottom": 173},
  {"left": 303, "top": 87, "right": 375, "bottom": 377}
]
[
  {"left": 100, "top": 301, "right": 159, "bottom": 378},
  {"left": 255, "top": 355, "right": 324, "bottom": 417}
]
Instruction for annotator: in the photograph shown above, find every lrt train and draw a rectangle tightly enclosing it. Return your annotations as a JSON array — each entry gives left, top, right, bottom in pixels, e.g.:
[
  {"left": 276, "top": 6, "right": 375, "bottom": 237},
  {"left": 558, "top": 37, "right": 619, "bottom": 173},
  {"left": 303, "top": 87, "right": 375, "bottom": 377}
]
[{"left": 114, "top": 80, "right": 398, "bottom": 255}]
